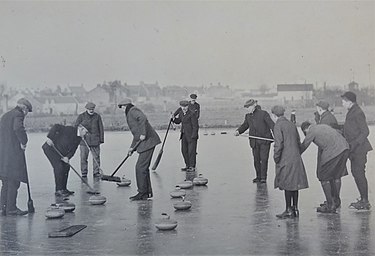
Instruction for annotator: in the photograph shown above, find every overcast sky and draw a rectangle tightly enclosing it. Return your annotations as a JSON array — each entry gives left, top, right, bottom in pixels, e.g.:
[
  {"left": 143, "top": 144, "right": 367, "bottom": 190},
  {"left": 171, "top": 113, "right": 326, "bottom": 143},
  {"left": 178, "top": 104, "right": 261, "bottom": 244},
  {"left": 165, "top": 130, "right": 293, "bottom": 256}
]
[{"left": 0, "top": 1, "right": 374, "bottom": 90}]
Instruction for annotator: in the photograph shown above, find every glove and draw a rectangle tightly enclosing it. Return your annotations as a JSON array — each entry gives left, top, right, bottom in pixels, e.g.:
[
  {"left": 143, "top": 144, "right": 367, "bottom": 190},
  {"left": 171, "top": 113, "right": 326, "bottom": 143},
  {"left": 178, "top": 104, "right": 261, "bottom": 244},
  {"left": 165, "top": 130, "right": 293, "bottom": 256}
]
[
  {"left": 128, "top": 148, "right": 134, "bottom": 156},
  {"left": 234, "top": 130, "right": 240, "bottom": 136},
  {"left": 140, "top": 135, "right": 146, "bottom": 141},
  {"left": 20, "top": 144, "right": 27, "bottom": 150}
]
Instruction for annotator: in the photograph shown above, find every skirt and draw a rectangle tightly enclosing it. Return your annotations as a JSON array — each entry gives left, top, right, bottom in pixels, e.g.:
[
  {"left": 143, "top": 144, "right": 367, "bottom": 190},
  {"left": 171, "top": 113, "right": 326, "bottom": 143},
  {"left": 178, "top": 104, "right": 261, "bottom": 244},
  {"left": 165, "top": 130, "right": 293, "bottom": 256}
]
[{"left": 318, "top": 149, "right": 349, "bottom": 181}]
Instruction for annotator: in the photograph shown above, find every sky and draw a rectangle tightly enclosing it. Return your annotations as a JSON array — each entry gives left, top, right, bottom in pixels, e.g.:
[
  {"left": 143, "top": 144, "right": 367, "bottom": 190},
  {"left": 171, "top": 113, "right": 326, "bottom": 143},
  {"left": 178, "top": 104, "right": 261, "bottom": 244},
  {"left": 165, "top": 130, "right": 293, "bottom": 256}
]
[{"left": 0, "top": 1, "right": 374, "bottom": 90}]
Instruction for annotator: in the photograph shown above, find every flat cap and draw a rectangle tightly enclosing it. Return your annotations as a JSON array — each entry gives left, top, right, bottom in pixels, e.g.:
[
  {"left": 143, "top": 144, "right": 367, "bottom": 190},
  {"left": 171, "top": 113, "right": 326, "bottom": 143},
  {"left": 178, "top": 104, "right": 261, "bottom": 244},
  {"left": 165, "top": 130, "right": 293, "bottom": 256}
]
[
  {"left": 316, "top": 100, "right": 329, "bottom": 110},
  {"left": 190, "top": 93, "right": 197, "bottom": 99},
  {"left": 244, "top": 99, "right": 257, "bottom": 108},
  {"left": 271, "top": 105, "right": 285, "bottom": 116},
  {"left": 301, "top": 121, "right": 311, "bottom": 131},
  {"left": 179, "top": 100, "right": 189, "bottom": 107},
  {"left": 85, "top": 102, "right": 96, "bottom": 110},
  {"left": 341, "top": 91, "right": 356, "bottom": 103},
  {"left": 117, "top": 98, "right": 132, "bottom": 107},
  {"left": 17, "top": 98, "right": 33, "bottom": 112}
]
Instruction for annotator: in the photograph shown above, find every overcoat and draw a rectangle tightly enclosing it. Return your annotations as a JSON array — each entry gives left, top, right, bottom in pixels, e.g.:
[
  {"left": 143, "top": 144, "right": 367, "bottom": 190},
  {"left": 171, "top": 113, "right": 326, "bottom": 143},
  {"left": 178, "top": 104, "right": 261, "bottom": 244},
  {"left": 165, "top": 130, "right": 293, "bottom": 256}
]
[
  {"left": 173, "top": 108, "right": 199, "bottom": 141},
  {"left": 318, "top": 110, "right": 340, "bottom": 130},
  {"left": 0, "top": 107, "right": 28, "bottom": 183},
  {"left": 237, "top": 105, "right": 274, "bottom": 148},
  {"left": 74, "top": 112, "right": 104, "bottom": 146},
  {"left": 273, "top": 117, "right": 308, "bottom": 191},
  {"left": 343, "top": 104, "right": 372, "bottom": 154},
  {"left": 188, "top": 102, "right": 200, "bottom": 119},
  {"left": 126, "top": 106, "right": 161, "bottom": 153}
]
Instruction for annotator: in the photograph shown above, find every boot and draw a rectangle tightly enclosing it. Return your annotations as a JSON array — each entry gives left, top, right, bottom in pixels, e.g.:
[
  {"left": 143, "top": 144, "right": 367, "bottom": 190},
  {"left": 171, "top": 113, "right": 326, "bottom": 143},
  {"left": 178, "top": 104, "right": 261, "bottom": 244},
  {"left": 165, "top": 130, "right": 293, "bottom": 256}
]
[
  {"left": 349, "top": 199, "right": 371, "bottom": 210},
  {"left": 292, "top": 206, "right": 299, "bottom": 217},
  {"left": 317, "top": 204, "right": 336, "bottom": 213},
  {"left": 7, "top": 208, "right": 28, "bottom": 216},
  {"left": 276, "top": 208, "right": 294, "bottom": 219},
  {"left": 129, "top": 193, "right": 148, "bottom": 201}
]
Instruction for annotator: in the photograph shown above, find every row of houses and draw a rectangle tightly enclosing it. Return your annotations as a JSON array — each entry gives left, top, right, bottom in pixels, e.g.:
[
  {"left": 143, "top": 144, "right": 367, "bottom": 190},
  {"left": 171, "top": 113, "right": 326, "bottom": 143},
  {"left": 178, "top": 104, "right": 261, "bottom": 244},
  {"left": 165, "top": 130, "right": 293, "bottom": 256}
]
[{"left": 1, "top": 80, "right": 369, "bottom": 115}]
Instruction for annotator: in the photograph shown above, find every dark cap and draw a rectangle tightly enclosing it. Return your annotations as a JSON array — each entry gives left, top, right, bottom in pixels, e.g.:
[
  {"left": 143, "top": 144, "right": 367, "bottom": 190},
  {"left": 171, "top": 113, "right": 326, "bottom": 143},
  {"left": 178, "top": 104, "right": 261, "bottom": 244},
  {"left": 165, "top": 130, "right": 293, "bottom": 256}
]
[
  {"left": 301, "top": 121, "right": 311, "bottom": 131},
  {"left": 316, "top": 100, "right": 329, "bottom": 110},
  {"left": 117, "top": 98, "right": 132, "bottom": 108},
  {"left": 85, "top": 102, "right": 96, "bottom": 110},
  {"left": 190, "top": 93, "right": 197, "bottom": 99},
  {"left": 179, "top": 100, "right": 189, "bottom": 107},
  {"left": 271, "top": 105, "right": 285, "bottom": 117},
  {"left": 341, "top": 91, "right": 356, "bottom": 103},
  {"left": 244, "top": 99, "right": 257, "bottom": 108},
  {"left": 17, "top": 98, "right": 33, "bottom": 112}
]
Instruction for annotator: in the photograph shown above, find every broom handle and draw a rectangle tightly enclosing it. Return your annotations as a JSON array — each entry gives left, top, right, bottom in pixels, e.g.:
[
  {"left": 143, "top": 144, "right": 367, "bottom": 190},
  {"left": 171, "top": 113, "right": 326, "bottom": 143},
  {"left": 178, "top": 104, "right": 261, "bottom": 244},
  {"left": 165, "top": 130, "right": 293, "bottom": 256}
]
[
  {"left": 82, "top": 138, "right": 104, "bottom": 174},
  {"left": 240, "top": 134, "right": 274, "bottom": 142},
  {"left": 160, "top": 118, "right": 172, "bottom": 150},
  {"left": 109, "top": 140, "right": 141, "bottom": 177},
  {"left": 51, "top": 144, "right": 96, "bottom": 192}
]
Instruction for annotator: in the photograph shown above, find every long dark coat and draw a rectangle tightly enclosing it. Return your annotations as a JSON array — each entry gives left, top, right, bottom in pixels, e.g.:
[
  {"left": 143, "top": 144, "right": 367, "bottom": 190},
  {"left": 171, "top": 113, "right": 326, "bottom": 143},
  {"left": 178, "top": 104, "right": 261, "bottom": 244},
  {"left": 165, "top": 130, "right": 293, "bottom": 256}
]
[
  {"left": 0, "top": 107, "right": 28, "bottom": 183},
  {"left": 343, "top": 104, "right": 372, "bottom": 154},
  {"left": 273, "top": 117, "right": 308, "bottom": 191},
  {"left": 173, "top": 108, "right": 199, "bottom": 141},
  {"left": 237, "top": 105, "right": 274, "bottom": 148},
  {"left": 126, "top": 106, "right": 161, "bottom": 153},
  {"left": 74, "top": 111, "right": 104, "bottom": 146}
]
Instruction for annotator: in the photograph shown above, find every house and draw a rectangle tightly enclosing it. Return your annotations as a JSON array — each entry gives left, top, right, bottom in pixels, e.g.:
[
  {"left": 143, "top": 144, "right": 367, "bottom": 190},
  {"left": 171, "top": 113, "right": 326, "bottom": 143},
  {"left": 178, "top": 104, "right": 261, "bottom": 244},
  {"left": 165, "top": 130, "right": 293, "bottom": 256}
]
[
  {"left": 87, "top": 83, "right": 129, "bottom": 107},
  {"left": 68, "top": 85, "right": 87, "bottom": 98},
  {"left": 277, "top": 84, "right": 314, "bottom": 106},
  {"left": 35, "top": 96, "right": 80, "bottom": 115},
  {"left": 162, "top": 85, "right": 188, "bottom": 99}
]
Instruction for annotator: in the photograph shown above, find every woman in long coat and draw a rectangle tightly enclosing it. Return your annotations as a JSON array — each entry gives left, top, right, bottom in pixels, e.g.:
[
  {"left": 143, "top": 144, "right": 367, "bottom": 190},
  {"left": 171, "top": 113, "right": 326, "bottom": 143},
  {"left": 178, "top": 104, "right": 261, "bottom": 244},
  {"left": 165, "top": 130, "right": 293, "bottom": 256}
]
[{"left": 271, "top": 105, "right": 308, "bottom": 219}]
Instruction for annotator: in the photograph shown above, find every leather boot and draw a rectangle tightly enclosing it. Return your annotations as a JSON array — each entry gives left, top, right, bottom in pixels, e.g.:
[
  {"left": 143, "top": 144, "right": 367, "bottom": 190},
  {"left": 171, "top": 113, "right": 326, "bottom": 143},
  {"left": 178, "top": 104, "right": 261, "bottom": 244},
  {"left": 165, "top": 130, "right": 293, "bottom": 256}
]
[{"left": 276, "top": 208, "right": 294, "bottom": 219}]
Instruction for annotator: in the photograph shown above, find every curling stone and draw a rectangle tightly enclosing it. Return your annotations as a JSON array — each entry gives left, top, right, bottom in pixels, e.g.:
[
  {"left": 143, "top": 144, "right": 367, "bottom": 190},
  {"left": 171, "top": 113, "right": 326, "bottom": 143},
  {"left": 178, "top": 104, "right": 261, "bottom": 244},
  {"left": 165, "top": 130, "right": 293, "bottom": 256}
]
[
  {"left": 89, "top": 195, "right": 107, "bottom": 205},
  {"left": 169, "top": 186, "right": 186, "bottom": 198},
  {"left": 52, "top": 202, "right": 76, "bottom": 213},
  {"left": 203, "top": 132, "right": 208, "bottom": 136},
  {"left": 155, "top": 213, "right": 178, "bottom": 231},
  {"left": 193, "top": 174, "right": 208, "bottom": 186},
  {"left": 117, "top": 175, "right": 131, "bottom": 187},
  {"left": 45, "top": 205, "right": 65, "bottom": 219},
  {"left": 211, "top": 132, "right": 216, "bottom": 135},
  {"left": 176, "top": 180, "right": 193, "bottom": 189},
  {"left": 173, "top": 196, "right": 192, "bottom": 211},
  {"left": 220, "top": 131, "right": 227, "bottom": 134}
]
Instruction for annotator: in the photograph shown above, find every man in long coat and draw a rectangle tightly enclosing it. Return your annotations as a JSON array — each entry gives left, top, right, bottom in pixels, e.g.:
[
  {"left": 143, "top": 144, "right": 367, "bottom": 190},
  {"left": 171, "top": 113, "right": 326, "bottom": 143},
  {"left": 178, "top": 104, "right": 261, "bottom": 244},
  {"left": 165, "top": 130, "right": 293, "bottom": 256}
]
[
  {"left": 300, "top": 122, "right": 349, "bottom": 213},
  {"left": 235, "top": 99, "right": 275, "bottom": 183},
  {"left": 172, "top": 100, "right": 199, "bottom": 172},
  {"left": 271, "top": 105, "right": 308, "bottom": 219},
  {"left": 0, "top": 98, "right": 33, "bottom": 216},
  {"left": 118, "top": 98, "right": 161, "bottom": 201},
  {"left": 74, "top": 102, "right": 104, "bottom": 178},
  {"left": 341, "top": 91, "right": 372, "bottom": 210}
]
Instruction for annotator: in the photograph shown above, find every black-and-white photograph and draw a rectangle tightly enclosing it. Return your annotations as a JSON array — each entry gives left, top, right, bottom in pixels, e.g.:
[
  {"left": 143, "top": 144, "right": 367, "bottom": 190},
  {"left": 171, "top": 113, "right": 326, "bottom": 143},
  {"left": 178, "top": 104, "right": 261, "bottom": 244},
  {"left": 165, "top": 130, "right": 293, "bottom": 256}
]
[{"left": 0, "top": 1, "right": 374, "bottom": 255}]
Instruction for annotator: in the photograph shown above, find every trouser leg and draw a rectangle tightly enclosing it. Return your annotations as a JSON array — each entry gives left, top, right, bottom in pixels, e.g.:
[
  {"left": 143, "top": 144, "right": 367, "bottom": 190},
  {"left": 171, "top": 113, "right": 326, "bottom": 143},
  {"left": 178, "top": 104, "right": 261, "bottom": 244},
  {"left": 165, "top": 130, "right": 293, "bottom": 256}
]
[
  {"left": 80, "top": 145, "right": 89, "bottom": 176},
  {"left": 6, "top": 179, "right": 20, "bottom": 212},
  {"left": 350, "top": 152, "right": 369, "bottom": 201},
  {"left": 44, "top": 146, "right": 65, "bottom": 192},
  {"left": 135, "top": 148, "right": 154, "bottom": 195},
  {"left": 252, "top": 145, "right": 261, "bottom": 179},
  {"left": 1, "top": 180, "right": 8, "bottom": 212},
  {"left": 188, "top": 139, "right": 197, "bottom": 168},
  {"left": 284, "top": 190, "right": 292, "bottom": 210},
  {"left": 291, "top": 190, "right": 299, "bottom": 208},
  {"left": 259, "top": 144, "right": 271, "bottom": 180},
  {"left": 321, "top": 180, "right": 334, "bottom": 208},
  {"left": 61, "top": 163, "right": 70, "bottom": 191},
  {"left": 181, "top": 137, "right": 189, "bottom": 167},
  {"left": 91, "top": 145, "right": 101, "bottom": 175}
]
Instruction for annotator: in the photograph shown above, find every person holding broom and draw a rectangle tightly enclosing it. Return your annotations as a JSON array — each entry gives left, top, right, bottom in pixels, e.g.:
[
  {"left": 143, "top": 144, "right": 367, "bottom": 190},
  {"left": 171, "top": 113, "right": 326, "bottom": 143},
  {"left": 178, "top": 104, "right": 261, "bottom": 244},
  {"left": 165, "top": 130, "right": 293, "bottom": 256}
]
[
  {"left": 42, "top": 124, "right": 88, "bottom": 198},
  {"left": 118, "top": 98, "right": 161, "bottom": 201},
  {"left": 0, "top": 98, "right": 33, "bottom": 216}
]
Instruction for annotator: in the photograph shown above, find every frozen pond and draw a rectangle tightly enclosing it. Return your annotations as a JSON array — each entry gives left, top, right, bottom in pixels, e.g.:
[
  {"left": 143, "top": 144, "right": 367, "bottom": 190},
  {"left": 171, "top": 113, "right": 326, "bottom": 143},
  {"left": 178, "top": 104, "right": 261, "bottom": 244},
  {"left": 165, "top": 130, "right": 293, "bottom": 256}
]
[{"left": 1, "top": 127, "right": 374, "bottom": 255}]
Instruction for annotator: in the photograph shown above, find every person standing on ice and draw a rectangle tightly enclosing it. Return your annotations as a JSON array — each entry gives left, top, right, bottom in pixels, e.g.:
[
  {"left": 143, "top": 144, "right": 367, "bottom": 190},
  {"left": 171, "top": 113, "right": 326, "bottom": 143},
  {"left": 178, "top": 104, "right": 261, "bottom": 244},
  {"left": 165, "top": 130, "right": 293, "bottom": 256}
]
[
  {"left": 172, "top": 100, "right": 199, "bottom": 172},
  {"left": 341, "top": 91, "right": 372, "bottom": 210},
  {"left": 118, "top": 98, "right": 161, "bottom": 201},
  {"left": 271, "top": 105, "right": 308, "bottom": 219},
  {"left": 0, "top": 98, "right": 33, "bottom": 216},
  {"left": 188, "top": 93, "right": 200, "bottom": 119},
  {"left": 300, "top": 121, "right": 349, "bottom": 213},
  {"left": 234, "top": 99, "right": 274, "bottom": 183},
  {"left": 42, "top": 124, "right": 88, "bottom": 198},
  {"left": 74, "top": 102, "right": 104, "bottom": 178}
]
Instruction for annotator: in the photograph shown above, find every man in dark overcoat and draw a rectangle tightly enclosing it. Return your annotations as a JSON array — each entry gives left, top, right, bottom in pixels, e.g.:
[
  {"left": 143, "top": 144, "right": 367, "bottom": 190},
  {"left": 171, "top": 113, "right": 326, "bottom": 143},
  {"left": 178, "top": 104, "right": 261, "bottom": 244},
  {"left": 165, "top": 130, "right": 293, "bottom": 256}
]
[
  {"left": 188, "top": 93, "right": 200, "bottom": 119},
  {"left": 0, "top": 98, "right": 32, "bottom": 216},
  {"left": 118, "top": 98, "right": 161, "bottom": 201},
  {"left": 42, "top": 124, "right": 87, "bottom": 197},
  {"left": 235, "top": 99, "right": 275, "bottom": 183},
  {"left": 341, "top": 91, "right": 372, "bottom": 210},
  {"left": 74, "top": 102, "right": 104, "bottom": 178},
  {"left": 172, "top": 100, "right": 199, "bottom": 172},
  {"left": 316, "top": 101, "right": 340, "bottom": 130}
]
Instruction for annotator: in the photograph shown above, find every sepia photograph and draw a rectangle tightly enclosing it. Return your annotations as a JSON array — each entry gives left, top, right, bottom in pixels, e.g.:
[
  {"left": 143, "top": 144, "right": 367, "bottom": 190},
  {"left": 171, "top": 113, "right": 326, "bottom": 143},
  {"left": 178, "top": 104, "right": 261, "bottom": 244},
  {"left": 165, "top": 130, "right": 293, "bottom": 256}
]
[{"left": 0, "top": 1, "right": 374, "bottom": 255}]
